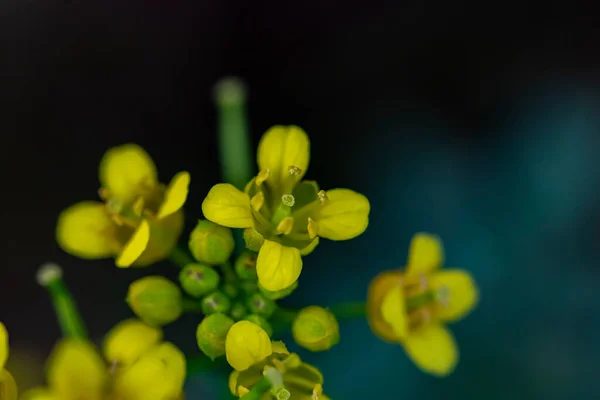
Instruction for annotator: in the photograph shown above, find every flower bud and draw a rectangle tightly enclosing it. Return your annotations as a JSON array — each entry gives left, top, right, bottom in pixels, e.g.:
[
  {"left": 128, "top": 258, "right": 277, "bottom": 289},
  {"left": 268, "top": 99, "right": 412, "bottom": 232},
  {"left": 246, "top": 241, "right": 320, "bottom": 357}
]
[
  {"left": 196, "top": 313, "right": 235, "bottom": 360},
  {"left": 292, "top": 306, "right": 339, "bottom": 352},
  {"left": 230, "top": 302, "right": 248, "bottom": 321},
  {"left": 127, "top": 276, "right": 182, "bottom": 327},
  {"left": 189, "top": 220, "right": 234, "bottom": 265},
  {"left": 103, "top": 319, "right": 162, "bottom": 366},
  {"left": 225, "top": 321, "right": 272, "bottom": 371},
  {"left": 259, "top": 281, "right": 298, "bottom": 300},
  {"left": 222, "top": 283, "right": 239, "bottom": 299},
  {"left": 178, "top": 264, "right": 220, "bottom": 298},
  {"left": 234, "top": 251, "right": 258, "bottom": 281},
  {"left": 243, "top": 314, "right": 273, "bottom": 337},
  {"left": 201, "top": 291, "right": 231, "bottom": 315},
  {"left": 246, "top": 293, "right": 276, "bottom": 318},
  {"left": 243, "top": 228, "right": 264, "bottom": 252}
]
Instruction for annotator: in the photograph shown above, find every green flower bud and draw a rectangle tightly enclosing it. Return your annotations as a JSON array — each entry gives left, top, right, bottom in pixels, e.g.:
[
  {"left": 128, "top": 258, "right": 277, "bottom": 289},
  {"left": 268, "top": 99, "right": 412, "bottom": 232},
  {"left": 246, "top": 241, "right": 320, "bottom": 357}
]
[
  {"left": 178, "top": 264, "right": 220, "bottom": 298},
  {"left": 258, "top": 281, "right": 298, "bottom": 300},
  {"left": 196, "top": 313, "right": 234, "bottom": 360},
  {"left": 292, "top": 306, "right": 340, "bottom": 352},
  {"left": 234, "top": 251, "right": 258, "bottom": 281},
  {"left": 201, "top": 291, "right": 231, "bottom": 315},
  {"left": 239, "top": 281, "right": 258, "bottom": 294},
  {"left": 246, "top": 293, "right": 276, "bottom": 318},
  {"left": 244, "top": 314, "right": 273, "bottom": 337},
  {"left": 126, "top": 276, "right": 182, "bottom": 327},
  {"left": 189, "top": 220, "right": 235, "bottom": 265},
  {"left": 222, "top": 283, "right": 239, "bottom": 299},
  {"left": 243, "top": 228, "right": 264, "bottom": 252},
  {"left": 230, "top": 301, "right": 248, "bottom": 321}
]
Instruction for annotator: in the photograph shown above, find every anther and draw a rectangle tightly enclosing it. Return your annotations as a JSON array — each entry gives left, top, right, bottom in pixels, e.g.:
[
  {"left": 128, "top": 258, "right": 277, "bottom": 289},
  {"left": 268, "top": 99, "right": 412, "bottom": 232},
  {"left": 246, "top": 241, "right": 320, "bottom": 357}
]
[
  {"left": 272, "top": 358, "right": 287, "bottom": 373},
  {"left": 256, "top": 169, "right": 270, "bottom": 185},
  {"left": 132, "top": 197, "right": 145, "bottom": 216},
  {"left": 276, "top": 389, "right": 291, "bottom": 400},
  {"left": 251, "top": 192, "right": 265, "bottom": 212},
  {"left": 37, "top": 262, "right": 63, "bottom": 287},
  {"left": 288, "top": 165, "right": 302, "bottom": 176},
  {"left": 281, "top": 194, "right": 295, "bottom": 207},
  {"left": 307, "top": 218, "right": 319, "bottom": 239},
  {"left": 317, "top": 190, "right": 328, "bottom": 204},
  {"left": 276, "top": 217, "right": 294, "bottom": 235}
]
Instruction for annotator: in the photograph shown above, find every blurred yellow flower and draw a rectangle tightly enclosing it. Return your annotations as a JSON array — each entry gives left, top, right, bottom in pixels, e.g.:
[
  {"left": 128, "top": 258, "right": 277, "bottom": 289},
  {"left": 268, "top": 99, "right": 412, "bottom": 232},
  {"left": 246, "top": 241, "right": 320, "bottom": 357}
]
[
  {"left": 0, "top": 322, "right": 18, "bottom": 400},
  {"left": 367, "top": 233, "right": 479, "bottom": 376},
  {"left": 56, "top": 144, "right": 190, "bottom": 268},
  {"left": 21, "top": 319, "right": 186, "bottom": 400},
  {"left": 203, "top": 126, "right": 370, "bottom": 291}
]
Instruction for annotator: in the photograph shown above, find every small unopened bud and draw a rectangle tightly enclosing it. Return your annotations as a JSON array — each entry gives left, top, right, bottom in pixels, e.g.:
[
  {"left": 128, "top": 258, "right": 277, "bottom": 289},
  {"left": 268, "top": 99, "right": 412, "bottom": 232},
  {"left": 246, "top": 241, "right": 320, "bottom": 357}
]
[
  {"left": 196, "top": 313, "right": 234, "bottom": 360},
  {"left": 243, "top": 228, "right": 264, "bottom": 252},
  {"left": 234, "top": 251, "right": 258, "bottom": 281},
  {"left": 222, "top": 283, "right": 239, "bottom": 299},
  {"left": 246, "top": 293, "right": 276, "bottom": 318},
  {"left": 189, "top": 220, "right": 235, "bottom": 265},
  {"left": 201, "top": 291, "right": 232, "bottom": 315},
  {"left": 259, "top": 281, "right": 298, "bottom": 300},
  {"left": 292, "top": 306, "right": 340, "bottom": 352},
  {"left": 230, "top": 301, "right": 248, "bottom": 321},
  {"left": 244, "top": 314, "right": 273, "bottom": 337},
  {"left": 126, "top": 276, "right": 182, "bottom": 327},
  {"left": 179, "top": 264, "right": 220, "bottom": 298}
]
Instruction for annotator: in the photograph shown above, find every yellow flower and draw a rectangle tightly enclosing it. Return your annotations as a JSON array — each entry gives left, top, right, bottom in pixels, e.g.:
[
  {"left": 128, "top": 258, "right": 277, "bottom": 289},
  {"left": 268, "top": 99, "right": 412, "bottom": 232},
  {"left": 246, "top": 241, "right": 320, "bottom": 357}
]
[
  {"left": 366, "top": 233, "right": 479, "bottom": 377},
  {"left": 225, "top": 321, "right": 272, "bottom": 371},
  {"left": 56, "top": 144, "right": 190, "bottom": 268},
  {"left": 228, "top": 340, "right": 330, "bottom": 399},
  {"left": 21, "top": 319, "right": 186, "bottom": 400},
  {"left": 0, "top": 322, "right": 18, "bottom": 400},
  {"left": 203, "top": 126, "right": 370, "bottom": 291}
]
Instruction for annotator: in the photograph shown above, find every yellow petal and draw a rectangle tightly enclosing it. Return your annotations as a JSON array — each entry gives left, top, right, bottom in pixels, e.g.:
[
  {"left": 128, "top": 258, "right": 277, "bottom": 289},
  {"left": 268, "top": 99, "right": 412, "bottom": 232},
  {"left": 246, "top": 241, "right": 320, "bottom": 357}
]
[
  {"left": 99, "top": 144, "right": 157, "bottom": 203},
  {"left": 406, "top": 233, "right": 444, "bottom": 275},
  {"left": 157, "top": 171, "right": 191, "bottom": 219},
  {"left": 256, "top": 240, "right": 302, "bottom": 292},
  {"left": 202, "top": 184, "right": 253, "bottom": 228},
  {"left": 271, "top": 341, "right": 290, "bottom": 355},
  {"left": 257, "top": 126, "right": 310, "bottom": 187},
  {"left": 430, "top": 270, "right": 479, "bottom": 322},
  {"left": 403, "top": 324, "right": 458, "bottom": 377},
  {"left": 113, "top": 342, "right": 186, "bottom": 400},
  {"left": 103, "top": 319, "right": 163, "bottom": 365},
  {"left": 56, "top": 202, "right": 119, "bottom": 259},
  {"left": 381, "top": 287, "right": 408, "bottom": 340},
  {"left": 0, "top": 322, "right": 7, "bottom": 369},
  {"left": 313, "top": 189, "right": 370, "bottom": 241},
  {"left": 133, "top": 211, "right": 184, "bottom": 267},
  {"left": 0, "top": 369, "right": 17, "bottom": 400},
  {"left": 47, "top": 340, "right": 106, "bottom": 400},
  {"left": 19, "top": 388, "right": 57, "bottom": 400},
  {"left": 299, "top": 237, "right": 319, "bottom": 256},
  {"left": 116, "top": 220, "right": 151, "bottom": 268},
  {"left": 228, "top": 371, "right": 240, "bottom": 396},
  {"left": 366, "top": 271, "right": 403, "bottom": 343},
  {"left": 225, "top": 321, "right": 272, "bottom": 371}
]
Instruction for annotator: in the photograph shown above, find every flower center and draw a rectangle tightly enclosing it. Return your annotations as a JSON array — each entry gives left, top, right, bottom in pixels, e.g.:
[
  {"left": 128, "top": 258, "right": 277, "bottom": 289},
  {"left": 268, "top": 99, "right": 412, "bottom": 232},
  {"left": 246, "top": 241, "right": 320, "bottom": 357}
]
[{"left": 400, "top": 275, "right": 450, "bottom": 331}]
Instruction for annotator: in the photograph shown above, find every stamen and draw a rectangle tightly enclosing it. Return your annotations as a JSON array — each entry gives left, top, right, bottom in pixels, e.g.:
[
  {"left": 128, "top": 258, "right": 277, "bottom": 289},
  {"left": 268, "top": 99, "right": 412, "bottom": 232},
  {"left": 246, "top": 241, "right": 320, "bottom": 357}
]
[
  {"left": 288, "top": 165, "right": 303, "bottom": 176},
  {"left": 276, "top": 389, "right": 291, "bottom": 400},
  {"left": 408, "top": 308, "right": 432, "bottom": 329},
  {"left": 256, "top": 169, "right": 270, "bottom": 185},
  {"left": 98, "top": 187, "right": 111, "bottom": 201},
  {"left": 237, "top": 386, "right": 250, "bottom": 396},
  {"left": 272, "top": 358, "right": 287, "bottom": 373},
  {"left": 281, "top": 194, "right": 295, "bottom": 207},
  {"left": 312, "top": 384, "right": 324, "bottom": 400},
  {"left": 276, "top": 217, "right": 294, "bottom": 235},
  {"left": 132, "top": 197, "right": 145, "bottom": 216},
  {"left": 307, "top": 218, "right": 319, "bottom": 239},
  {"left": 317, "top": 190, "right": 328, "bottom": 204},
  {"left": 251, "top": 192, "right": 265, "bottom": 212}
]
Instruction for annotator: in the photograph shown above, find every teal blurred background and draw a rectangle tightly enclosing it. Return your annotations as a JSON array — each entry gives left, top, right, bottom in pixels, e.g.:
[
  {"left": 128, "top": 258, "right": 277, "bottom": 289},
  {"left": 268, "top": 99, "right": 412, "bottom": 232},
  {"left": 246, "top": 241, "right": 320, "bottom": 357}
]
[{"left": 1, "top": 1, "right": 599, "bottom": 399}]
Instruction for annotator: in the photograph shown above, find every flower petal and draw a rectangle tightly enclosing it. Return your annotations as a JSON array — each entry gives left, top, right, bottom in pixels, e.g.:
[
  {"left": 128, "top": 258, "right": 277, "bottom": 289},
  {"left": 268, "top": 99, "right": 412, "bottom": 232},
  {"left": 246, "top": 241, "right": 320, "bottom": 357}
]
[
  {"left": 157, "top": 171, "right": 190, "bottom": 219},
  {"left": 430, "top": 270, "right": 479, "bottom": 322},
  {"left": 18, "top": 388, "right": 57, "bottom": 400},
  {"left": 0, "top": 369, "right": 18, "bottom": 400},
  {"left": 403, "top": 324, "right": 458, "bottom": 377},
  {"left": 99, "top": 144, "right": 157, "bottom": 203},
  {"left": 299, "top": 237, "right": 319, "bottom": 256},
  {"left": 133, "top": 212, "right": 184, "bottom": 267},
  {"left": 47, "top": 340, "right": 106, "bottom": 400},
  {"left": 202, "top": 184, "right": 253, "bottom": 228},
  {"left": 366, "top": 270, "right": 403, "bottom": 343},
  {"left": 0, "top": 322, "right": 7, "bottom": 369},
  {"left": 256, "top": 240, "right": 302, "bottom": 292},
  {"left": 257, "top": 126, "right": 310, "bottom": 187},
  {"left": 381, "top": 287, "right": 408, "bottom": 340},
  {"left": 116, "top": 220, "right": 151, "bottom": 268},
  {"left": 56, "top": 202, "right": 119, "bottom": 259},
  {"left": 225, "top": 321, "right": 272, "bottom": 371},
  {"left": 406, "top": 233, "right": 444, "bottom": 275},
  {"left": 103, "top": 319, "right": 163, "bottom": 366},
  {"left": 314, "top": 189, "right": 370, "bottom": 241}
]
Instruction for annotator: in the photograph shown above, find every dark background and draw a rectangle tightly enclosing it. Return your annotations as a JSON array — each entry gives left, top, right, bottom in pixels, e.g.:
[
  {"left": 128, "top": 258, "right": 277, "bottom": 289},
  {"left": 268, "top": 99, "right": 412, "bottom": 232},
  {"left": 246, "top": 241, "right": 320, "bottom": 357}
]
[{"left": 2, "top": 1, "right": 600, "bottom": 399}]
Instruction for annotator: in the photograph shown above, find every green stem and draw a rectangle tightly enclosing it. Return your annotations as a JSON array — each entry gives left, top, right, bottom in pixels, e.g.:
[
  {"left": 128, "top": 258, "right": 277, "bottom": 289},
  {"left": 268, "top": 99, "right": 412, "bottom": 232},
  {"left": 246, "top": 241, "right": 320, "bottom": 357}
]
[
  {"left": 182, "top": 298, "right": 204, "bottom": 313},
  {"left": 169, "top": 245, "right": 195, "bottom": 267},
  {"left": 220, "top": 262, "right": 237, "bottom": 283},
  {"left": 240, "top": 376, "right": 271, "bottom": 400},
  {"left": 38, "top": 263, "right": 87, "bottom": 339},
  {"left": 328, "top": 301, "right": 367, "bottom": 319}
]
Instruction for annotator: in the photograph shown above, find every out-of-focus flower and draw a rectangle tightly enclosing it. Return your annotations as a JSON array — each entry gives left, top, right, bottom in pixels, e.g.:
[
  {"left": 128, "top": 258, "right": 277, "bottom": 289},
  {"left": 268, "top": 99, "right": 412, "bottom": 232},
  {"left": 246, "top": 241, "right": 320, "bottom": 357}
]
[
  {"left": 367, "top": 233, "right": 479, "bottom": 376},
  {"left": 126, "top": 276, "right": 183, "bottom": 327},
  {"left": 21, "top": 319, "right": 186, "bottom": 400},
  {"left": 0, "top": 322, "right": 17, "bottom": 400},
  {"left": 196, "top": 313, "right": 235, "bottom": 360},
  {"left": 188, "top": 220, "right": 235, "bottom": 265},
  {"left": 202, "top": 126, "right": 370, "bottom": 292},
  {"left": 56, "top": 144, "right": 190, "bottom": 268},
  {"left": 292, "top": 306, "right": 339, "bottom": 352}
]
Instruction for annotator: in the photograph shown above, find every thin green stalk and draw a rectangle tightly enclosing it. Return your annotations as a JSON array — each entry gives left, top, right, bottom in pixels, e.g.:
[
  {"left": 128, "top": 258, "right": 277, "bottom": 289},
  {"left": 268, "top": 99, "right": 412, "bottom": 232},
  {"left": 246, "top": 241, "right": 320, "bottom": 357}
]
[
  {"left": 169, "top": 245, "right": 195, "bottom": 267},
  {"left": 328, "top": 301, "right": 367, "bottom": 319},
  {"left": 240, "top": 376, "right": 271, "bottom": 400}
]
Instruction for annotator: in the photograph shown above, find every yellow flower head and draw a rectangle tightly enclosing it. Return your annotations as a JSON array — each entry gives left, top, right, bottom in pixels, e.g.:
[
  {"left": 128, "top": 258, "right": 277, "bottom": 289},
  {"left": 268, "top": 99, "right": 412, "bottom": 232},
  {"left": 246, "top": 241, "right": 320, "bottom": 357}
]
[
  {"left": 228, "top": 340, "right": 330, "bottom": 399},
  {"left": 0, "top": 322, "right": 18, "bottom": 400},
  {"left": 367, "top": 233, "right": 479, "bottom": 377},
  {"left": 225, "top": 321, "right": 272, "bottom": 371},
  {"left": 21, "top": 319, "right": 186, "bottom": 400},
  {"left": 56, "top": 144, "right": 191, "bottom": 268},
  {"left": 202, "top": 126, "right": 370, "bottom": 291}
]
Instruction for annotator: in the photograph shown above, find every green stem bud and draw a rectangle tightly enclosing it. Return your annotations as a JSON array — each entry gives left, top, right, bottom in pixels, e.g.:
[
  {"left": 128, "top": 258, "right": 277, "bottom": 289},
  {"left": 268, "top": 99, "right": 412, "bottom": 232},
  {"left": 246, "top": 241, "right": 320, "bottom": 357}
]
[
  {"left": 201, "top": 291, "right": 232, "bottom": 315},
  {"left": 230, "top": 301, "right": 248, "bottom": 321},
  {"left": 189, "top": 220, "right": 235, "bottom": 265},
  {"left": 292, "top": 306, "right": 340, "bottom": 352},
  {"left": 246, "top": 293, "right": 276, "bottom": 318},
  {"left": 179, "top": 264, "right": 220, "bottom": 298},
  {"left": 126, "top": 276, "right": 182, "bottom": 327},
  {"left": 196, "top": 313, "right": 235, "bottom": 360},
  {"left": 234, "top": 251, "right": 258, "bottom": 281}
]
